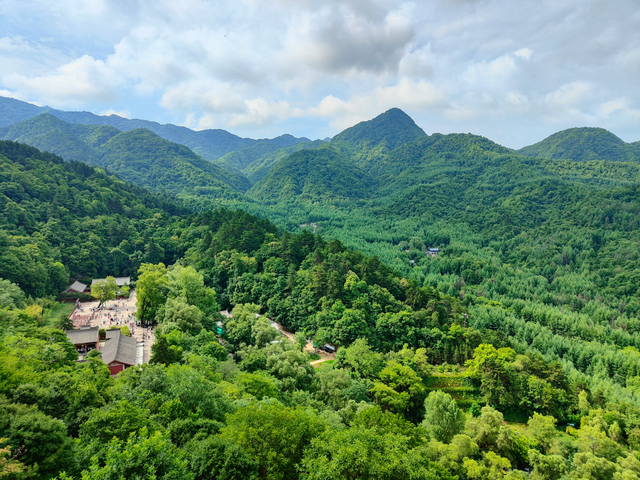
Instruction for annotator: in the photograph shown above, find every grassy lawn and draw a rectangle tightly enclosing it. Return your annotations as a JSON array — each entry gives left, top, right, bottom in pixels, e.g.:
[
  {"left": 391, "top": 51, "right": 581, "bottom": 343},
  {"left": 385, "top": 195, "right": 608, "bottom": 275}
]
[{"left": 42, "top": 302, "right": 76, "bottom": 328}]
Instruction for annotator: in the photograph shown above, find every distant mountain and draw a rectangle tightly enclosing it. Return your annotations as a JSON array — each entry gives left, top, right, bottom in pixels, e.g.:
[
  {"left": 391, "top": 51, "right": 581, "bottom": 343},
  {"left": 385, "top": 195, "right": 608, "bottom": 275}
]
[
  {"left": 0, "top": 96, "right": 52, "bottom": 127},
  {"left": 217, "top": 134, "right": 312, "bottom": 171},
  {"left": 0, "top": 113, "right": 99, "bottom": 163},
  {"left": 248, "top": 145, "right": 373, "bottom": 203},
  {"left": 331, "top": 108, "right": 427, "bottom": 169},
  {"left": 518, "top": 127, "right": 640, "bottom": 163},
  {"left": 366, "top": 132, "right": 512, "bottom": 181},
  {"left": 243, "top": 140, "right": 326, "bottom": 184},
  {"left": 0, "top": 96, "right": 310, "bottom": 160},
  {"left": 0, "top": 113, "right": 250, "bottom": 199},
  {"left": 94, "top": 128, "right": 250, "bottom": 197}
]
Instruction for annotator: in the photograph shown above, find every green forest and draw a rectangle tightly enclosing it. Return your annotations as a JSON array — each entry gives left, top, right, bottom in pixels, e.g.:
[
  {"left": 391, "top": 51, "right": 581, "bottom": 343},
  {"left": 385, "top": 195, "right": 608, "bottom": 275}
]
[{"left": 1, "top": 99, "right": 640, "bottom": 480}]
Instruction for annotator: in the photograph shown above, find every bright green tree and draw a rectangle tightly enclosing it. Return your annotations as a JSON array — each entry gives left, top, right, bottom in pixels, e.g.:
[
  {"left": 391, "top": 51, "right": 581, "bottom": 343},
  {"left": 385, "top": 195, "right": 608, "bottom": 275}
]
[
  {"left": 218, "top": 402, "right": 324, "bottom": 480},
  {"left": 91, "top": 276, "right": 118, "bottom": 306},
  {"left": 421, "top": 390, "right": 466, "bottom": 443},
  {"left": 136, "top": 263, "right": 168, "bottom": 323}
]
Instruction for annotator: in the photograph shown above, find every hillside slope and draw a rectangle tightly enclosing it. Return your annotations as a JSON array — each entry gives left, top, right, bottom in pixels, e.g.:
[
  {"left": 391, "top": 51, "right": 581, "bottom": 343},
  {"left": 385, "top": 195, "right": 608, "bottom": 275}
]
[
  {"left": 331, "top": 108, "right": 427, "bottom": 169},
  {"left": 0, "top": 95, "right": 310, "bottom": 161},
  {"left": 0, "top": 114, "right": 251, "bottom": 199},
  {"left": 248, "top": 146, "right": 373, "bottom": 203},
  {"left": 0, "top": 140, "right": 188, "bottom": 295},
  {"left": 518, "top": 127, "right": 640, "bottom": 162},
  {"left": 243, "top": 140, "right": 326, "bottom": 184}
]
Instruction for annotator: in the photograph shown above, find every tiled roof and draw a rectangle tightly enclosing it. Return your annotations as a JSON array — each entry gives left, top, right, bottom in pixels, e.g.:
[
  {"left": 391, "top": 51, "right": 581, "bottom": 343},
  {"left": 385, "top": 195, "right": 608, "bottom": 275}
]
[
  {"left": 65, "top": 326, "right": 99, "bottom": 345},
  {"left": 101, "top": 332, "right": 137, "bottom": 366},
  {"left": 65, "top": 280, "right": 87, "bottom": 293}
]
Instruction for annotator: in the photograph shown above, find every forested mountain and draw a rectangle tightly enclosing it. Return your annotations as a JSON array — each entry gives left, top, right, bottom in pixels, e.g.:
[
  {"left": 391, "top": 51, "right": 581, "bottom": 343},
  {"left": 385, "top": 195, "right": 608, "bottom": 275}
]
[
  {"left": 242, "top": 139, "right": 326, "bottom": 184},
  {"left": 216, "top": 134, "right": 312, "bottom": 172},
  {"left": 331, "top": 108, "right": 427, "bottom": 169},
  {"left": 0, "top": 141, "right": 188, "bottom": 296},
  {"left": 518, "top": 127, "right": 640, "bottom": 163},
  {"left": 248, "top": 145, "right": 374, "bottom": 203},
  {"left": 2, "top": 105, "right": 640, "bottom": 479},
  {"left": 0, "top": 95, "right": 310, "bottom": 160},
  {"left": 0, "top": 96, "right": 54, "bottom": 127},
  {"left": 0, "top": 113, "right": 250, "bottom": 199}
]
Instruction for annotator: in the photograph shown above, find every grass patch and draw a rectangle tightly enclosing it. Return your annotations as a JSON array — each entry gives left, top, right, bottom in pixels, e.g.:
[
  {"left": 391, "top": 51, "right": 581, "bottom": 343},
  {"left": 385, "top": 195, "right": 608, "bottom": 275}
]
[{"left": 42, "top": 303, "right": 75, "bottom": 328}]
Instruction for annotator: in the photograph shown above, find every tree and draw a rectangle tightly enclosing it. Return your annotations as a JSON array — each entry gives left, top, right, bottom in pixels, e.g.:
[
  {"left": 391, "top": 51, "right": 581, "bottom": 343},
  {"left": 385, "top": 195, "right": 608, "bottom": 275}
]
[
  {"left": 528, "top": 450, "right": 567, "bottom": 480},
  {"left": 0, "top": 279, "right": 26, "bottom": 310},
  {"left": 225, "top": 304, "right": 260, "bottom": 348},
  {"left": 136, "top": 263, "right": 168, "bottom": 324},
  {"left": 163, "top": 297, "right": 205, "bottom": 335},
  {"left": 421, "top": 390, "right": 466, "bottom": 444},
  {"left": 527, "top": 413, "right": 558, "bottom": 453},
  {"left": 301, "top": 426, "right": 455, "bottom": 480},
  {"left": 251, "top": 317, "right": 278, "bottom": 348},
  {"left": 80, "top": 429, "right": 192, "bottom": 480},
  {"left": 167, "top": 265, "right": 220, "bottom": 318},
  {"left": 335, "top": 338, "right": 383, "bottom": 379},
  {"left": 266, "top": 349, "right": 317, "bottom": 392},
  {"left": 91, "top": 276, "right": 118, "bottom": 306},
  {"left": 0, "top": 401, "right": 71, "bottom": 478},
  {"left": 218, "top": 402, "right": 324, "bottom": 480},
  {"left": 0, "top": 439, "right": 26, "bottom": 479},
  {"left": 466, "top": 344, "right": 517, "bottom": 409},
  {"left": 78, "top": 400, "right": 155, "bottom": 453},
  {"left": 151, "top": 335, "right": 183, "bottom": 365},
  {"left": 371, "top": 360, "right": 425, "bottom": 417},
  {"left": 187, "top": 436, "right": 259, "bottom": 480}
]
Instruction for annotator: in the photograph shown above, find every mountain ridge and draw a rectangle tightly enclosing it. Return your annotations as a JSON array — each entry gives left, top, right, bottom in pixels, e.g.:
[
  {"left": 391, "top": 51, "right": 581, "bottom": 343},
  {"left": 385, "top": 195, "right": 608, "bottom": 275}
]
[
  {"left": 0, "top": 95, "right": 311, "bottom": 161},
  {"left": 518, "top": 126, "right": 640, "bottom": 163}
]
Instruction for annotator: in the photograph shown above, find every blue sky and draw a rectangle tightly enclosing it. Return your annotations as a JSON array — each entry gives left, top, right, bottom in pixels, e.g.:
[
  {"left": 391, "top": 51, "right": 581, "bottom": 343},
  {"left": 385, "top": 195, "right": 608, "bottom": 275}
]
[{"left": 1, "top": 0, "right": 639, "bottom": 147}]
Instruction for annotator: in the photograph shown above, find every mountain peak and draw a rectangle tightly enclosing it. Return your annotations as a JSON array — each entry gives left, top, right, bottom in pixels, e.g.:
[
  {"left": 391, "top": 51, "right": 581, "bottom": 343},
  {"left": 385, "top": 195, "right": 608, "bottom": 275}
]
[
  {"left": 330, "top": 108, "right": 427, "bottom": 164},
  {"left": 518, "top": 127, "right": 640, "bottom": 162}
]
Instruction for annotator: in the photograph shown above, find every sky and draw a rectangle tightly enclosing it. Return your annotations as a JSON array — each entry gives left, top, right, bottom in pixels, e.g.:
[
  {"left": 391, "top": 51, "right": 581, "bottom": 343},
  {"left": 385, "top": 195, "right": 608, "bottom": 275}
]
[{"left": 1, "top": 0, "right": 639, "bottom": 148}]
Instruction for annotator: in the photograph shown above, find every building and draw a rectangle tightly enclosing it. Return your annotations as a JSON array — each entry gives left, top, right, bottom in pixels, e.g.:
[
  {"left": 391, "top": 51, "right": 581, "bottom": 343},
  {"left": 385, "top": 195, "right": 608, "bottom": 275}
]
[
  {"left": 63, "top": 280, "right": 88, "bottom": 294},
  {"left": 65, "top": 325, "right": 99, "bottom": 354},
  {"left": 91, "top": 276, "right": 131, "bottom": 288},
  {"left": 427, "top": 248, "right": 440, "bottom": 256},
  {"left": 105, "top": 328, "right": 122, "bottom": 341},
  {"left": 101, "top": 331, "right": 138, "bottom": 376}
]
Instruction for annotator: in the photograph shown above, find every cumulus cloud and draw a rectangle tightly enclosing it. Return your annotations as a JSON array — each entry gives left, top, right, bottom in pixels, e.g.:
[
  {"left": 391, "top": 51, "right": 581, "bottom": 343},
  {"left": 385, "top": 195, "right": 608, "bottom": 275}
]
[
  {"left": 3, "top": 55, "right": 119, "bottom": 106},
  {"left": 100, "top": 108, "right": 131, "bottom": 118},
  {"left": 1, "top": 0, "right": 640, "bottom": 144},
  {"left": 544, "top": 81, "right": 593, "bottom": 107},
  {"left": 308, "top": 78, "right": 445, "bottom": 130}
]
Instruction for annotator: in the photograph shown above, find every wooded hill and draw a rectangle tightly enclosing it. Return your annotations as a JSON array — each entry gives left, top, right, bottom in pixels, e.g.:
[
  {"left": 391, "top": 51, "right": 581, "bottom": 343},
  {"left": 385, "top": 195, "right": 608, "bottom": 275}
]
[{"left": 2, "top": 98, "right": 640, "bottom": 478}]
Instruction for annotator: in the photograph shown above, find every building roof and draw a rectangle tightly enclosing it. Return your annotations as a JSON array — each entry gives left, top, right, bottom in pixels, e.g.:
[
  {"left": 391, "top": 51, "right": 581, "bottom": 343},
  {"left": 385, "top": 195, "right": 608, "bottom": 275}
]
[
  {"left": 428, "top": 248, "right": 440, "bottom": 252},
  {"left": 105, "top": 329, "right": 121, "bottom": 340},
  {"left": 91, "top": 277, "right": 131, "bottom": 287},
  {"left": 65, "top": 326, "right": 99, "bottom": 345},
  {"left": 65, "top": 280, "right": 87, "bottom": 293},
  {"left": 101, "top": 332, "right": 138, "bottom": 366}
]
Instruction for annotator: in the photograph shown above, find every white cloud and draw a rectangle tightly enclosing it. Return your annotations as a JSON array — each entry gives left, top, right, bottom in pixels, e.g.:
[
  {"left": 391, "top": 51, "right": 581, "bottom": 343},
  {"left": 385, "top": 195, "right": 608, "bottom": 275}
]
[
  {"left": 514, "top": 48, "right": 533, "bottom": 60},
  {"left": 100, "top": 108, "right": 130, "bottom": 118},
  {"left": 308, "top": 78, "right": 445, "bottom": 130},
  {"left": 544, "top": 81, "right": 592, "bottom": 107},
  {"left": 229, "top": 99, "right": 299, "bottom": 127},
  {"left": 1, "top": 0, "right": 640, "bottom": 144},
  {"left": 3, "top": 55, "right": 119, "bottom": 106}
]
